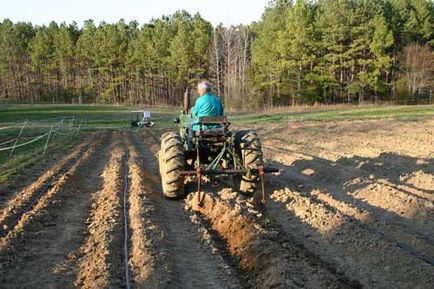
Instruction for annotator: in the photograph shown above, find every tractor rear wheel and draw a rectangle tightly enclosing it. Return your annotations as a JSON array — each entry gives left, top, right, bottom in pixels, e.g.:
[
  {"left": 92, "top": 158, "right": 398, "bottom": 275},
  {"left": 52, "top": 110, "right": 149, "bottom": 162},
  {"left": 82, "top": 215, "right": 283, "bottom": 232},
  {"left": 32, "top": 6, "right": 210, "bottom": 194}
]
[
  {"left": 159, "top": 132, "right": 185, "bottom": 198},
  {"left": 235, "top": 130, "right": 264, "bottom": 195}
]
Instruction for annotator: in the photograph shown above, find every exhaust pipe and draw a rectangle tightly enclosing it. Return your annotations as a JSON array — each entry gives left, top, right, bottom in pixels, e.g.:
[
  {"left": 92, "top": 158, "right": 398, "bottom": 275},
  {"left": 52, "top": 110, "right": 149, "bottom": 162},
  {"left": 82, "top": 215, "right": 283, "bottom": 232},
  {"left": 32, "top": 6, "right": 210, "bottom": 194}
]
[{"left": 183, "top": 89, "right": 190, "bottom": 114}]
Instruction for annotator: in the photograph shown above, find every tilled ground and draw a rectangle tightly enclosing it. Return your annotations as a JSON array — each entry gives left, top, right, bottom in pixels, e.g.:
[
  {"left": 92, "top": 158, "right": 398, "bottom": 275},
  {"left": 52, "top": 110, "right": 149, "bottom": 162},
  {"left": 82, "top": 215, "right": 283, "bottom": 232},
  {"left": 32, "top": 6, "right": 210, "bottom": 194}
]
[{"left": 0, "top": 118, "right": 432, "bottom": 289}]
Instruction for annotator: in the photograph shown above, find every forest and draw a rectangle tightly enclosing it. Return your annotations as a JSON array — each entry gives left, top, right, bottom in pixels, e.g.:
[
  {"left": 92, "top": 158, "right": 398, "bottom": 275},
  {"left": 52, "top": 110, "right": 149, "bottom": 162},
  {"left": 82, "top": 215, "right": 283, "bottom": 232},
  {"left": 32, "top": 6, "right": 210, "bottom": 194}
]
[{"left": 0, "top": 0, "right": 433, "bottom": 108}]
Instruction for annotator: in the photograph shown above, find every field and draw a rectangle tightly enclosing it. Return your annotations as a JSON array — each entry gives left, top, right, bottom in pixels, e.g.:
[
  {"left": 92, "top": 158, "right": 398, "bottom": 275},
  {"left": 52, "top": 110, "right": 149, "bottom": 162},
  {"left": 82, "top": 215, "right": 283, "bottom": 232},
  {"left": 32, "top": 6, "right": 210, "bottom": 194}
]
[{"left": 0, "top": 104, "right": 433, "bottom": 288}]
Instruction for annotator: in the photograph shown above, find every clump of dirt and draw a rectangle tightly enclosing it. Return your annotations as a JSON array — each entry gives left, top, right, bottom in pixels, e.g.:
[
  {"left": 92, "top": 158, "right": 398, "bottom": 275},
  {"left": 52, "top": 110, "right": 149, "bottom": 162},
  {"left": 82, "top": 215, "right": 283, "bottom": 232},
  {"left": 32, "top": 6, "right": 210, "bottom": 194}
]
[
  {"left": 403, "top": 170, "right": 434, "bottom": 196},
  {"left": 350, "top": 179, "right": 433, "bottom": 219}
]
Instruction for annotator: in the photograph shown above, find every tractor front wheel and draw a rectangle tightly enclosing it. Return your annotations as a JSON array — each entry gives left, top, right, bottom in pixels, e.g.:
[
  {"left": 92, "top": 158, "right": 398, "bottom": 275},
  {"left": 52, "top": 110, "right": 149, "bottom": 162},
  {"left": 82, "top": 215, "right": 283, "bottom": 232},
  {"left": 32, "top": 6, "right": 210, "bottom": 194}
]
[
  {"left": 159, "top": 132, "right": 185, "bottom": 198},
  {"left": 235, "top": 130, "right": 264, "bottom": 195}
]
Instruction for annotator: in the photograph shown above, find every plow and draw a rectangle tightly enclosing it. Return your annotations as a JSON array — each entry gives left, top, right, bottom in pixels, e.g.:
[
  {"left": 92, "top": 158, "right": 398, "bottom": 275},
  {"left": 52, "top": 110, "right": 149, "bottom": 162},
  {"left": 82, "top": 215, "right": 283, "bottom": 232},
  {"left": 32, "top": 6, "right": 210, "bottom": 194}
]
[{"left": 159, "top": 92, "right": 278, "bottom": 207}]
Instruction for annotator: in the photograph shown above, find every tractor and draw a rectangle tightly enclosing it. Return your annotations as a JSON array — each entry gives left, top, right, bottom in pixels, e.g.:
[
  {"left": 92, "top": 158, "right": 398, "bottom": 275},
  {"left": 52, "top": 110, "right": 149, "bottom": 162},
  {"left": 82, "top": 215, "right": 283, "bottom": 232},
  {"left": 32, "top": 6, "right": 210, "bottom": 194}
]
[{"left": 158, "top": 91, "right": 278, "bottom": 206}]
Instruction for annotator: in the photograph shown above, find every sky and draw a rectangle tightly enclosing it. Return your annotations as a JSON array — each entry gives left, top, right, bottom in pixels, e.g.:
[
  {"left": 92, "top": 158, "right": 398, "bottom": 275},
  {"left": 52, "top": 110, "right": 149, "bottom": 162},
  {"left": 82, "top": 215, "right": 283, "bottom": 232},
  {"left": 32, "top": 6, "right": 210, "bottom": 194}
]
[{"left": 0, "top": 0, "right": 270, "bottom": 26}]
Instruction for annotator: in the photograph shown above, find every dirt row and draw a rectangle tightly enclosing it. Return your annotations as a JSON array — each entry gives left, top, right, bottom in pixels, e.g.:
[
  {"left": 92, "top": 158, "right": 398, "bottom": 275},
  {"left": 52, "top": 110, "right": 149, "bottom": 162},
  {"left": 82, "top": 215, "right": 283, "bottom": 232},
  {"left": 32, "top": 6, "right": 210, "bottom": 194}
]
[
  {"left": 187, "top": 188, "right": 358, "bottom": 288},
  {"left": 74, "top": 135, "right": 126, "bottom": 288}
]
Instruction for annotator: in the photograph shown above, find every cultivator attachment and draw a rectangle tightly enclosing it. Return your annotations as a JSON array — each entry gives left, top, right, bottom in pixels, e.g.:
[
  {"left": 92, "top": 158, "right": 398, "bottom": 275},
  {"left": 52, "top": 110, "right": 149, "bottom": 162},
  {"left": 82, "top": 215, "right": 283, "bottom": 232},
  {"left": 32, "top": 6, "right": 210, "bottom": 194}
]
[{"left": 179, "top": 166, "right": 279, "bottom": 207}]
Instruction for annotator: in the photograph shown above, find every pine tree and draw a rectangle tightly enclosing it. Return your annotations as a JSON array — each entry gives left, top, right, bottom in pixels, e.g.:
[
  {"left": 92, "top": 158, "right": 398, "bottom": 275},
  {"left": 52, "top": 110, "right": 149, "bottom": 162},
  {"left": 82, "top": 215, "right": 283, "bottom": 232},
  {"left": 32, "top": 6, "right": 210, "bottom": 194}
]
[
  {"left": 76, "top": 20, "right": 98, "bottom": 102},
  {"left": 250, "top": 0, "right": 290, "bottom": 107},
  {"left": 316, "top": 0, "right": 352, "bottom": 102},
  {"left": 0, "top": 19, "right": 34, "bottom": 100},
  {"left": 53, "top": 23, "right": 75, "bottom": 95},
  {"left": 278, "top": 0, "right": 318, "bottom": 104},
  {"left": 1, "top": 3, "right": 433, "bottom": 106},
  {"left": 29, "top": 22, "right": 58, "bottom": 101}
]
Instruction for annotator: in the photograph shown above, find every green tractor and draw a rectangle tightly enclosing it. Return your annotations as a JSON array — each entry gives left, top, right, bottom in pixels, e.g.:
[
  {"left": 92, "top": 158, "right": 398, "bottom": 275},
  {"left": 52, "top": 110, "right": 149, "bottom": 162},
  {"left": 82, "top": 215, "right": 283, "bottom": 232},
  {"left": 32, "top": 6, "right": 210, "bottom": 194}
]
[{"left": 158, "top": 91, "right": 278, "bottom": 206}]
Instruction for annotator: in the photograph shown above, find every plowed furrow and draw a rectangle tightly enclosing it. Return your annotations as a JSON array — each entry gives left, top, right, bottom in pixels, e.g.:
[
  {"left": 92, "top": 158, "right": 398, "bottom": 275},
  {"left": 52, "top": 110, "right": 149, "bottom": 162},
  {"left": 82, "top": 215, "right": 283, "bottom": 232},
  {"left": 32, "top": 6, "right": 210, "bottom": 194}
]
[
  {"left": 74, "top": 134, "right": 126, "bottom": 288},
  {"left": 265, "top": 142, "right": 434, "bottom": 205},
  {"left": 124, "top": 134, "right": 166, "bottom": 288},
  {"left": 0, "top": 133, "right": 110, "bottom": 288}
]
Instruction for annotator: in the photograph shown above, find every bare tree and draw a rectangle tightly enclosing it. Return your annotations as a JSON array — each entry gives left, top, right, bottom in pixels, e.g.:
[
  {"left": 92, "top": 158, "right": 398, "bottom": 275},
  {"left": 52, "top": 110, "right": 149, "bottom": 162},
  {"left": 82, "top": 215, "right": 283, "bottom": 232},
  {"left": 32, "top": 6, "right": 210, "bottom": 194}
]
[
  {"left": 209, "top": 26, "right": 252, "bottom": 108},
  {"left": 209, "top": 26, "right": 223, "bottom": 98},
  {"left": 402, "top": 43, "right": 434, "bottom": 98}
]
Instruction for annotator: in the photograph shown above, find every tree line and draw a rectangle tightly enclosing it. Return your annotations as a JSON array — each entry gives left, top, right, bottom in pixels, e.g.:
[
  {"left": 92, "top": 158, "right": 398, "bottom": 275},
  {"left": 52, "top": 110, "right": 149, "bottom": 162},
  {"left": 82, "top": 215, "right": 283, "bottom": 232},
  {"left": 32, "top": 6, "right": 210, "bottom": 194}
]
[{"left": 1, "top": 0, "right": 434, "bottom": 108}]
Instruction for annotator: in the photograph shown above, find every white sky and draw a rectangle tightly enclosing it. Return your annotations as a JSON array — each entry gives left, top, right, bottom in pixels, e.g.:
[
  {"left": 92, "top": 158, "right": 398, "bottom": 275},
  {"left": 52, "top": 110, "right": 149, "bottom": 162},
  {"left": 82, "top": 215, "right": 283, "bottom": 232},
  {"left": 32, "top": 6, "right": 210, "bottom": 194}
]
[{"left": 1, "top": 0, "right": 270, "bottom": 26}]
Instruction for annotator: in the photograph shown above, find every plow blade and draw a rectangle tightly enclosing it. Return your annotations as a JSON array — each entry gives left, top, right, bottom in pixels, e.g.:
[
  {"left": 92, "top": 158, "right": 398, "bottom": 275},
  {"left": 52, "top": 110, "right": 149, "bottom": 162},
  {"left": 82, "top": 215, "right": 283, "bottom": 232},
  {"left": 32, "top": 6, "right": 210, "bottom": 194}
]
[
  {"left": 179, "top": 167, "right": 279, "bottom": 207},
  {"left": 179, "top": 167, "right": 279, "bottom": 176}
]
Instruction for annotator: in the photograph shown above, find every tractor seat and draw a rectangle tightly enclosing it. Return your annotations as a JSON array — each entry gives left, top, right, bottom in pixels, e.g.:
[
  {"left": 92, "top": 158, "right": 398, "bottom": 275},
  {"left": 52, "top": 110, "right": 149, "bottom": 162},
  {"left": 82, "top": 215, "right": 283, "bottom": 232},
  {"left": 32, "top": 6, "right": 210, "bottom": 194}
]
[
  {"left": 195, "top": 128, "right": 225, "bottom": 137},
  {"left": 195, "top": 116, "right": 229, "bottom": 138}
]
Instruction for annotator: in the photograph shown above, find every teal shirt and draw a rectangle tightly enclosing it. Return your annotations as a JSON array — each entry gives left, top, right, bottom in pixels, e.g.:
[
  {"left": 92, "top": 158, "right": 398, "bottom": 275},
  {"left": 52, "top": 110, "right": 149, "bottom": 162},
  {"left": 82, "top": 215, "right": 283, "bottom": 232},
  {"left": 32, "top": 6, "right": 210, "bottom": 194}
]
[{"left": 191, "top": 92, "right": 224, "bottom": 131}]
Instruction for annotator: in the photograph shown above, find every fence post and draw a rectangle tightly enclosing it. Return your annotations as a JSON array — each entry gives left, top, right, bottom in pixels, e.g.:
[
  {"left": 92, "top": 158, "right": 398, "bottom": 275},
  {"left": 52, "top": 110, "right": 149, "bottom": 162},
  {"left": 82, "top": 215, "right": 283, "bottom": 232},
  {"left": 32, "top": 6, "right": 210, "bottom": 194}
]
[
  {"left": 74, "top": 119, "right": 83, "bottom": 137},
  {"left": 43, "top": 125, "right": 54, "bottom": 155},
  {"left": 9, "top": 120, "right": 28, "bottom": 158},
  {"left": 69, "top": 116, "right": 75, "bottom": 132},
  {"left": 52, "top": 118, "right": 63, "bottom": 141}
]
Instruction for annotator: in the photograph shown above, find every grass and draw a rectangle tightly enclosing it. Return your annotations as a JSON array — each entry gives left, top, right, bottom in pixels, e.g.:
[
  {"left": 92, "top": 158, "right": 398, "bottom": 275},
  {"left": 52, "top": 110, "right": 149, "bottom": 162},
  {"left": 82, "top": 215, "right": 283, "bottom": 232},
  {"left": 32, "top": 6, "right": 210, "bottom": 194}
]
[
  {"left": 233, "top": 104, "right": 434, "bottom": 124},
  {"left": 0, "top": 134, "right": 84, "bottom": 183},
  {"left": 0, "top": 104, "right": 177, "bottom": 130},
  {"left": 2, "top": 103, "right": 433, "bottom": 129}
]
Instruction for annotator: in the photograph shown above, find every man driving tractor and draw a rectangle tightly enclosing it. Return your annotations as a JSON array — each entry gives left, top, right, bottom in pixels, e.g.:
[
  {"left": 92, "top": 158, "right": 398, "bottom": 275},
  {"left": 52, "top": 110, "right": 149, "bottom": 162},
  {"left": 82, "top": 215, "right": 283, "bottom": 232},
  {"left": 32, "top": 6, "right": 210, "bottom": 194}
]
[
  {"left": 191, "top": 81, "right": 224, "bottom": 131},
  {"left": 159, "top": 79, "right": 277, "bottom": 203}
]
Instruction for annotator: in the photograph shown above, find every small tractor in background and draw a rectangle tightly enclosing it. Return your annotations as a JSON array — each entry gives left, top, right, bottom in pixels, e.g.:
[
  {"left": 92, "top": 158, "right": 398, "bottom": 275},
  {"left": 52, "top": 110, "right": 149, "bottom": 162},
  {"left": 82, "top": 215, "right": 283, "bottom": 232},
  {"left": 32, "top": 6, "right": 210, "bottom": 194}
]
[
  {"left": 130, "top": 110, "right": 155, "bottom": 129},
  {"left": 158, "top": 91, "right": 278, "bottom": 207}
]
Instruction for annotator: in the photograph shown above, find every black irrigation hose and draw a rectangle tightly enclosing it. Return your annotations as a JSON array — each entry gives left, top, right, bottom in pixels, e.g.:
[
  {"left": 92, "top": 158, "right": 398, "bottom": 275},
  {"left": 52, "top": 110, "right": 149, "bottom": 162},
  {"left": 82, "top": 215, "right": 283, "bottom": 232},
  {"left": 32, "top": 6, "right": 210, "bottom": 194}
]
[{"left": 120, "top": 134, "right": 131, "bottom": 289}]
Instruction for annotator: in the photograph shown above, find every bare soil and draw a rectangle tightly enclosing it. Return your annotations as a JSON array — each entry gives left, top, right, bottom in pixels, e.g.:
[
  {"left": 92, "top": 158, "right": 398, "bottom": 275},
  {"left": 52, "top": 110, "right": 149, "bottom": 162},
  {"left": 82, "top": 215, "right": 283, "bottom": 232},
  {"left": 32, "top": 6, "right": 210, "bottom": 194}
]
[{"left": 0, "top": 117, "right": 432, "bottom": 289}]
